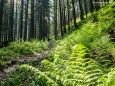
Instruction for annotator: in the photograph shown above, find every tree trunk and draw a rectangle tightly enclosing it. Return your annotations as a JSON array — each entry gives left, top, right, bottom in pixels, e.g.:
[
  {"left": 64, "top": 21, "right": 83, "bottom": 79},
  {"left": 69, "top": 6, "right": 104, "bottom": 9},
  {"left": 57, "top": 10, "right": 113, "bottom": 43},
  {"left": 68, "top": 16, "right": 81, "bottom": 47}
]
[
  {"left": 9, "top": 0, "right": 14, "bottom": 41},
  {"left": 54, "top": 0, "right": 58, "bottom": 39},
  {"left": 0, "top": 0, "right": 4, "bottom": 44},
  {"left": 30, "top": 0, "right": 34, "bottom": 40},
  {"left": 59, "top": 0, "right": 64, "bottom": 36},
  {"left": 78, "top": 0, "right": 84, "bottom": 20},
  {"left": 20, "top": 0, "right": 24, "bottom": 41},
  {"left": 84, "top": 0, "right": 88, "bottom": 18},
  {"left": 67, "top": 0, "right": 70, "bottom": 31},
  {"left": 63, "top": 5, "right": 66, "bottom": 33},
  {"left": 72, "top": 0, "right": 77, "bottom": 26},
  {"left": 24, "top": 0, "right": 29, "bottom": 41},
  {"left": 90, "top": 0, "right": 94, "bottom": 13}
]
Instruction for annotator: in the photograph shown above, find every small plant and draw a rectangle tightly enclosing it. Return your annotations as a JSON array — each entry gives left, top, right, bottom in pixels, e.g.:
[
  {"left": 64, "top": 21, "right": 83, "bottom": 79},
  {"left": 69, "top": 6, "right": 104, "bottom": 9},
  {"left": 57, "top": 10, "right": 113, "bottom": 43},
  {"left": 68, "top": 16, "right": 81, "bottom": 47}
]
[
  {"left": 0, "top": 40, "right": 48, "bottom": 56},
  {"left": 2, "top": 65, "right": 58, "bottom": 86}
]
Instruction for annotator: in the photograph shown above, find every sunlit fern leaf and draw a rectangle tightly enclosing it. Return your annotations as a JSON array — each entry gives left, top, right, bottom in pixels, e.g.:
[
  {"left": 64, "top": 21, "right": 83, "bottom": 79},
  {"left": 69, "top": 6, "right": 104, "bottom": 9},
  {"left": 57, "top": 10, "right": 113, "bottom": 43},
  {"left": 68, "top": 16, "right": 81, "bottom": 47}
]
[
  {"left": 71, "top": 44, "right": 90, "bottom": 58},
  {"left": 41, "top": 59, "right": 66, "bottom": 85},
  {"left": 41, "top": 60, "right": 57, "bottom": 71}
]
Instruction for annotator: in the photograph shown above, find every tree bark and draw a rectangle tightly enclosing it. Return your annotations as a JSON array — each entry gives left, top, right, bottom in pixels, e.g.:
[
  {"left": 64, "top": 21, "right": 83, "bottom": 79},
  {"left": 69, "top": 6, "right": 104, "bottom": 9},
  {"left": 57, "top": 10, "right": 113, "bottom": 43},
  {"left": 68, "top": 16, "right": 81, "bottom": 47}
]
[
  {"left": 78, "top": 0, "right": 84, "bottom": 20},
  {"left": 72, "top": 0, "right": 77, "bottom": 26},
  {"left": 90, "top": 0, "right": 94, "bottom": 13},
  {"left": 54, "top": 0, "right": 58, "bottom": 39},
  {"left": 24, "top": 0, "right": 29, "bottom": 41},
  {"left": 67, "top": 0, "right": 70, "bottom": 31},
  {"left": 20, "top": 0, "right": 24, "bottom": 41},
  {"left": 30, "top": 0, "right": 34, "bottom": 40},
  {"left": 0, "top": 0, "right": 4, "bottom": 44}
]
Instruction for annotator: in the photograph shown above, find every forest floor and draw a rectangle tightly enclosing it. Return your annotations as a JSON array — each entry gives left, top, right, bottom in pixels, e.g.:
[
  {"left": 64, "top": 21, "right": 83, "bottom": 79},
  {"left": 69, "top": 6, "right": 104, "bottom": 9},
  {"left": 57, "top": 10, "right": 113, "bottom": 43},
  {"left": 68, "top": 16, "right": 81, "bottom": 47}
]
[
  {"left": 1, "top": 2, "right": 115, "bottom": 85},
  {"left": 0, "top": 49, "right": 50, "bottom": 81}
]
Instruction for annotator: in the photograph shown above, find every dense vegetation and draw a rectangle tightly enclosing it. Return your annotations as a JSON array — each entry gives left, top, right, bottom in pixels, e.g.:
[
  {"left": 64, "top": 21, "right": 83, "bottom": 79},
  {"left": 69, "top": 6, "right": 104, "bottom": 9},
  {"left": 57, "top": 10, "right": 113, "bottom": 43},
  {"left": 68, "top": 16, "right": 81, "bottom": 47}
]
[
  {"left": 0, "top": 40, "right": 48, "bottom": 68},
  {"left": 0, "top": 1, "right": 115, "bottom": 86}
]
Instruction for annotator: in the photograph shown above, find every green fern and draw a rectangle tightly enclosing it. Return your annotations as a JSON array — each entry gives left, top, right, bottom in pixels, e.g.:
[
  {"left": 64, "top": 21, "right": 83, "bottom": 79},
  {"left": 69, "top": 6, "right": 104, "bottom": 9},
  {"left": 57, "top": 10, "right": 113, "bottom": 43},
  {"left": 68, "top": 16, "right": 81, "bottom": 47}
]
[
  {"left": 61, "top": 57, "right": 103, "bottom": 86},
  {"left": 98, "top": 68, "right": 115, "bottom": 86},
  {"left": 2, "top": 65, "right": 58, "bottom": 86},
  {"left": 42, "top": 44, "right": 104, "bottom": 86},
  {"left": 19, "top": 65, "right": 58, "bottom": 86},
  {"left": 71, "top": 44, "right": 90, "bottom": 58}
]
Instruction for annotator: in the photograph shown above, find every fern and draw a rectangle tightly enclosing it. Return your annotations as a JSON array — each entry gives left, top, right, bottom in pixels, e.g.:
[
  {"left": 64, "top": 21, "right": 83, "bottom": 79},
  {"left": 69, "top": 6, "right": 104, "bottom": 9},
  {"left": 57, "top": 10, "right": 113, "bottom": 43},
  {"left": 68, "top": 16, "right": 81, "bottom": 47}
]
[
  {"left": 42, "top": 44, "right": 104, "bottom": 86},
  {"left": 61, "top": 57, "right": 103, "bottom": 86},
  {"left": 91, "top": 35, "right": 114, "bottom": 71},
  {"left": 71, "top": 44, "right": 90, "bottom": 58},
  {"left": 41, "top": 59, "right": 67, "bottom": 85},
  {"left": 19, "top": 65, "right": 58, "bottom": 86},
  {"left": 2, "top": 65, "right": 58, "bottom": 86},
  {"left": 2, "top": 44, "right": 113, "bottom": 86},
  {"left": 98, "top": 68, "right": 115, "bottom": 86}
]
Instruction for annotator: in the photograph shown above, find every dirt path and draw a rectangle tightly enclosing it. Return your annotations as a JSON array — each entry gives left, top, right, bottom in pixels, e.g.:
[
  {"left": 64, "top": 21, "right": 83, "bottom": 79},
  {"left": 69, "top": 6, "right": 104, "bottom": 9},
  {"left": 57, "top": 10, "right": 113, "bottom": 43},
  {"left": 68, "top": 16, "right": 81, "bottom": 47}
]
[{"left": 0, "top": 50, "right": 50, "bottom": 81}]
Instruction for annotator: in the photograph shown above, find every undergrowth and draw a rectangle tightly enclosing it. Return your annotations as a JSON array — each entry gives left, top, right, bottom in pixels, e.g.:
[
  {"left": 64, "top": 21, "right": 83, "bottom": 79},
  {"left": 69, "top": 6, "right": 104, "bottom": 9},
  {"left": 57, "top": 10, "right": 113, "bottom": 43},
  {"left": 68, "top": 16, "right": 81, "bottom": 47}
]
[
  {"left": 1, "top": 2, "right": 115, "bottom": 86},
  {"left": 0, "top": 40, "right": 48, "bottom": 56},
  {"left": 0, "top": 40, "right": 48, "bottom": 68}
]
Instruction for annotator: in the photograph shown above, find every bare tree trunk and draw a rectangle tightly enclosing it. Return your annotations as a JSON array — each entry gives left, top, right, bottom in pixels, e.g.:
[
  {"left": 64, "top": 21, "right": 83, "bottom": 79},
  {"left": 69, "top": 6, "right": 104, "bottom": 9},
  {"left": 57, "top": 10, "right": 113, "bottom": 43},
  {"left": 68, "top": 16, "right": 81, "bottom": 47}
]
[
  {"left": 0, "top": 0, "right": 4, "bottom": 44},
  {"left": 59, "top": 0, "right": 64, "bottom": 36},
  {"left": 54, "top": 0, "right": 58, "bottom": 39},
  {"left": 90, "top": 0, "right": 94, "bottom": 13},
  {"left": 30, "top": 0, "right": 34, "bottom": 40},
  {"left": 72, "top": 0, "right": 77, "bottom": 26},
  {"left": 67, "top": 0, "right": 70, "bottom": 31},
  {"left": 24, "top": 0, "right": 29, "bottom": 41},
  {"left": 9, "top": 0, "right": 14, "bottom": 41},
  {"left": 84, "top": 0, "right": 88, "bottom": 18},
  {"left": 20, "top": 0, "right": 24, "bottom": 41},
  {"left": 78, "top": 0, "right": 84, "bottom": 20}
]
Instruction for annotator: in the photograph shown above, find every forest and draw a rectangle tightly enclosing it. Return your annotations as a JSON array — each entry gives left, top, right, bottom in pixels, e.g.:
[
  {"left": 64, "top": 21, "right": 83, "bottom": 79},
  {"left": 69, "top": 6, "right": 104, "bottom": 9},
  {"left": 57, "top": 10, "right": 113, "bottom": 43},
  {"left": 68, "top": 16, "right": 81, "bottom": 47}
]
[{"left": 0, "top": 0, "right": 115, "bottom": 86}]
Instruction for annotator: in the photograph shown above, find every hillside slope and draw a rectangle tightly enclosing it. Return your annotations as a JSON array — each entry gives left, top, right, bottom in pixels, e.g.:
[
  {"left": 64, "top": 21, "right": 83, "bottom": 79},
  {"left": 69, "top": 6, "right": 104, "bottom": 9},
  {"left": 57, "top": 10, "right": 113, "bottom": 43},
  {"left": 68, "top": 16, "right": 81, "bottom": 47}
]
[
  {"left": 48, "top": 2, "right": 115, "bottom": 61},
  {"left": 1, "top": 2, "right": 115, "bottom": 86}
]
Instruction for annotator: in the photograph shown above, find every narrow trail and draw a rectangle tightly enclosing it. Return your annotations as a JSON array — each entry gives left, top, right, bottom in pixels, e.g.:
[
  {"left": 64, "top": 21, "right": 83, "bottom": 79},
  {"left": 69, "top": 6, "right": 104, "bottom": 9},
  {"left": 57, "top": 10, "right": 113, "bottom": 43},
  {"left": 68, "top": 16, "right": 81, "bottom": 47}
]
[{"left": 0, "top": 49, "right": 50, "bottom": 81}]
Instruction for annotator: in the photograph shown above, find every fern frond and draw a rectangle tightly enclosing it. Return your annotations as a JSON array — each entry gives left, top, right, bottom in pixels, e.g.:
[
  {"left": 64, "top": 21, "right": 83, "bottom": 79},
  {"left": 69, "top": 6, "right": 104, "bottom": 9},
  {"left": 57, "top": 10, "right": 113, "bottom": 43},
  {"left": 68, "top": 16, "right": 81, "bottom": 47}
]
[
  {"left": 19, "top": 65, "right": 59, "bottom": 86},
  {"left": 98, "top": 68, "right": 115, "bottom": 86}
]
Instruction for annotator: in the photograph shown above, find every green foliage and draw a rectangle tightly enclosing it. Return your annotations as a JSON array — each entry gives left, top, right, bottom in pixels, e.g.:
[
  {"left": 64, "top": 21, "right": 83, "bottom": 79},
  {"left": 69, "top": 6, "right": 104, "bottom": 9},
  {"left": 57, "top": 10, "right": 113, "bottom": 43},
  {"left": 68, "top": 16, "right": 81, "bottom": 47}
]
[
  {"left": 63, "top": 58, "right": 103, "bottom": 86},
  {"left": 48, "top": 1, "right": 115, "bottom": 62},
  {"left": 0, "top": 55, "right": 17, "bottom": 68},
  {"left": 1, "top": 2, "right": 115, "bottom": 86},
  {"left": 0, "top": 48, "right": 17, "bottom": 56},
  {"left": 2, "top": 44, "right": 104, "bottom": 86},
  {"left": 38, "top": 45, "right": 101, "bottom": 85},
  {"left": 98, "top": 68, "right": 115, "bottom": 86},
  {"left": 2, "top": 65, "right": 58, "bottom": 86},
  {"left": 91, "top": 35, "right": 115, "bottom": 71},
  {"left": 41, "top": 44, "right": 103, "bottom": 86},
  {"left": 0, "top": 40, "right": 48, "bottom": 68},
  {"left": 71, "top": 44, "right": 90, "bottom": 58},
  {"left": 0, "top": 59, "right": 6, "bottom": 68},
  {"left": 0, "top": 40, "right": 48, "bottom": 56},
  {"left": 44, "top": 2, "right": 115, "bottom": 86},
  {"left": 8, "top": 40, "right": 48, "bottom": 55}
]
